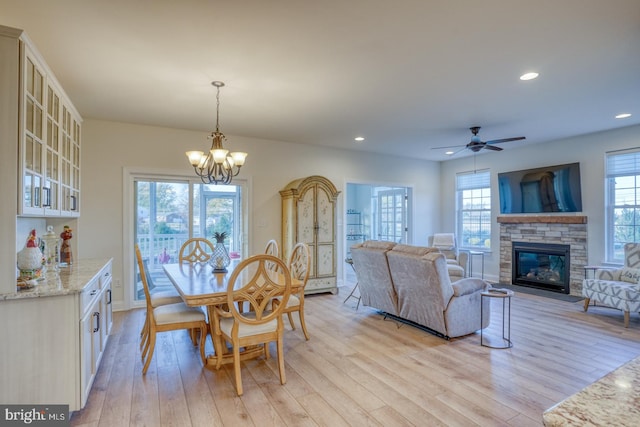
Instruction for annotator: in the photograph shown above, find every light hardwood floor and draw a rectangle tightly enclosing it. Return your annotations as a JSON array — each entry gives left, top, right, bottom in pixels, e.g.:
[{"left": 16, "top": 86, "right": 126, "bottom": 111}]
[{"left": 71, "top": 286, "right": 640, "bottom": 427}]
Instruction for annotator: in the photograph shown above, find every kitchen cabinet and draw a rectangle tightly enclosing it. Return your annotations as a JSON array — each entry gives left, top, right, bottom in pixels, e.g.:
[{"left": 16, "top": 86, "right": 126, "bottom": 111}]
[
  {"left": 0, "top": 259, "right": 113, "bottom": 412},
  {"left": 80, "top": 262, "right": 113, "bottom": 406},
  {"left": 280, "top": 175, "right": 340, "bottom": 294},
  {"left": 0, "top": 25, "right": 82, "bottom": 217}
]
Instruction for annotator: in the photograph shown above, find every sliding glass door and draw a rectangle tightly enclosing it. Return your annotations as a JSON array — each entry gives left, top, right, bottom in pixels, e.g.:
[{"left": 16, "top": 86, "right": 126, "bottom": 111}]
[{"left": 133, "top": 177, "right": 246, "bottom": 302}]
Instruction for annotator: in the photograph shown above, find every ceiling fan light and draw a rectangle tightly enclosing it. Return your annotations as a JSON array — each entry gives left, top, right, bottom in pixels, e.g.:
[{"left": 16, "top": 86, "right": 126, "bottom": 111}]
[{"left": 520, "top": 72, "right": 539, "bottom": 81}]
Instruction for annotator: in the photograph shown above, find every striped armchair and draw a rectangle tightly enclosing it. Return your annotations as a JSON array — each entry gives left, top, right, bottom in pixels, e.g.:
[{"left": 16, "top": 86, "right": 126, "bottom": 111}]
[{"left": 583, "top": 243, "right": 640, "bottom": 327}]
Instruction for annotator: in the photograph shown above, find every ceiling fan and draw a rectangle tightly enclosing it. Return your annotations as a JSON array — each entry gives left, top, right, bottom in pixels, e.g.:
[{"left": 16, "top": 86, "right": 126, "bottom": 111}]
[{"left": 434, "top": 126, "right": 526, "bottom": 155}]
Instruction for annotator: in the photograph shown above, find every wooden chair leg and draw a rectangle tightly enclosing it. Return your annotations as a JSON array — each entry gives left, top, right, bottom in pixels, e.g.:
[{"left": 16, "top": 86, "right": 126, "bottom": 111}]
[
  {"left": 298, "top": 310, "right": 310, "bottom": 341},
  {"left": 624, "top": 311, "right": 630, "bottom": 328},
  {"left": 141, "top": 328, "right": 152, "bottom": 362},
  {"left": 264, "top": 341, "right": 271, "bottom": 360},
  {"left": 142, "top": 330, "right": 156, "bottom": 375},
  {"left": 583, "top": 298, "right": 590, "bottom": 312},
  {"left": 277, "top": 335, "right": 286, "bottom": 385},
  {"left": 287, "top": 312, "right": 295, "bottom": 329},
  {"left": 233, "top": 346, "right": 243, "bottom": 396},
  {"left": 198, "top": 324, "right": 206, "bottom": 363}
]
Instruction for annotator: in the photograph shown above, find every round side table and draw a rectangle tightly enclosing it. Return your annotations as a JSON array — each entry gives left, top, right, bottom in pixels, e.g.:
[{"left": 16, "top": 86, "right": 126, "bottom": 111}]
[{"left": 481, "top": 288, "right": 514, "bottom": 349}]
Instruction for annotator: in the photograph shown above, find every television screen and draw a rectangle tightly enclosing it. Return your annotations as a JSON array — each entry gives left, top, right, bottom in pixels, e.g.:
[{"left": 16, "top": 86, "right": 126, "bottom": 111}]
[{"left": 498, "top": 163, "right": 582, "bottom": 214}]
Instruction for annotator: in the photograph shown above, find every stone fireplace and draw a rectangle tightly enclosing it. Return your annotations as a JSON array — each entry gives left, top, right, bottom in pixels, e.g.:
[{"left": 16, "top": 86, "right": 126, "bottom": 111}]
[{"left": 498, "top": 215, "right": 587, "bottom": 295}]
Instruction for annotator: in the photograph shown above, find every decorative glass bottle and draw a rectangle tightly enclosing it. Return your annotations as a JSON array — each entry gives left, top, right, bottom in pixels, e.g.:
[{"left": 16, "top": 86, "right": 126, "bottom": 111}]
[
  {"left": 42, "top": 225, "right": 61, "bottom": 281},
  {"left": 210, "top": 231, "right": 231, "bottom": 272}
]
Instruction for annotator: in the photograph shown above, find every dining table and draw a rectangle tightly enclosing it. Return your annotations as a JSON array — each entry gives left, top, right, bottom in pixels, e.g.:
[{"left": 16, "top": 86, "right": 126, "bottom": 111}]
[{"left": 163, "top": 260, "right": 301, "bottom": 368}]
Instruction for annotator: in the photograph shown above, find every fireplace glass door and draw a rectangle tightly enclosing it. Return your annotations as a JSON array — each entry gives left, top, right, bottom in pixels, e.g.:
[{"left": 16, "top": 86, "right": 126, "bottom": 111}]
[{"left": 512, "top": 242, "right": 570, "bottom": 293}]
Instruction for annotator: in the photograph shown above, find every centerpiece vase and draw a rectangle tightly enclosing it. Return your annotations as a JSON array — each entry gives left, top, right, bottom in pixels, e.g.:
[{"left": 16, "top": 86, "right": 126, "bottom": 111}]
[{"left": 210, "top": 232, "right": 231, "bottom": 272}]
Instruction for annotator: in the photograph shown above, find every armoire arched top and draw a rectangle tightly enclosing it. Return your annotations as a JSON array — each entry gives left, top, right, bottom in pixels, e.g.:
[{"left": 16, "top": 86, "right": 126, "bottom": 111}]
[{"left": 279, "top": 175, "right": 340, "bottom": 200}]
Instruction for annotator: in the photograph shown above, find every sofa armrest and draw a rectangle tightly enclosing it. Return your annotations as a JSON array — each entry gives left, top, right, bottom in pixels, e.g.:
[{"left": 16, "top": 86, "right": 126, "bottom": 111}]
[
  {"left": 457, "top": 251, "right": 469, "bottom": 276},
  {"left": 451, "top": 278, "right": 490, "bottom": 297}
]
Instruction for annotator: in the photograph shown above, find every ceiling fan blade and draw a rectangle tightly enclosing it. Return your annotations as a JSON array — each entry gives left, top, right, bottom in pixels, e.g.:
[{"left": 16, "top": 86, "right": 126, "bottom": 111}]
[
  {"left": 451, "top": 146, "right": 468, "bottom": 155},
  {"left": 483, "top": 144, "right": 503, "bottom": 151},
  {"left": 484, "top": 136, "right": 526, "bottom": 144},
  {"left": 432, "top": 144, "right": 465, "bottom": 150}
]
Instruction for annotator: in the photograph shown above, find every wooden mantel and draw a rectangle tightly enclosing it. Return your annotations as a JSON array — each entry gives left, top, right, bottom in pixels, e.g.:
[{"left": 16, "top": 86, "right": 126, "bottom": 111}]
[{"left": 497, "top": 215, "right": 587, "bottom": 224}]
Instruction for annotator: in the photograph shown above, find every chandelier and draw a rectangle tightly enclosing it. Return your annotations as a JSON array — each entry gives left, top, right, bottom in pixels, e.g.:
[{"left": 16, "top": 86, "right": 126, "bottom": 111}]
[{"left": 186, "top": 81, "right": 247, "bottom": 184}]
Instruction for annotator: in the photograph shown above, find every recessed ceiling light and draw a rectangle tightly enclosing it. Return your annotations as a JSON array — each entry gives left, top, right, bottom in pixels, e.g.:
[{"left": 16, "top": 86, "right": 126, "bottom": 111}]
[
  {"left": 445, "top": 151, "right": 454, "bottom": 155},
  {"left": 520, "top": 72, "right": 539, "bottom": 81},
  {"left": 615, "top": 113, "right": 632, "bottom": 119},
  {"left": 354, "top": 136, "right": 365, "bottom": 142}
]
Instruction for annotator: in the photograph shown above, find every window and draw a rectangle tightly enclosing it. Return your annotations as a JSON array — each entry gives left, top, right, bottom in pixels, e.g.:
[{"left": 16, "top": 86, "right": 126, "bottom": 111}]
[
  {"left": 606, "top": 148, "right": 640, "bottom": 262},
  {"left": 456, "top": 170, "right": 491, "bottom": 250},
  {"left": 376, "top": 188, "right": 409, "bottom": 243}
]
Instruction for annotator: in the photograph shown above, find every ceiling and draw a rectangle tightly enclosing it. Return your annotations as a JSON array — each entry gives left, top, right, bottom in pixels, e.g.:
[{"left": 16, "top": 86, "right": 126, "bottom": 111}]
[{"left": 2, "top": 0, "right": 639, "bottom": 161}]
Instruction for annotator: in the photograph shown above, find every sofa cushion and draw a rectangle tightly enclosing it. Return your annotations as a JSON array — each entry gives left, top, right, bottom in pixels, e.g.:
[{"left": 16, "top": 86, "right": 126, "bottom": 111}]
[
  {"left": 361, "top": 240, "right": 397, "bottom": 250},
  {"left": 583, "top": 279, "right": 640, "bottom": 312},
  {"left": 390, "top": 244, "right": 438, "bottom": 256},
  {"left": 595, "top": 268, "right": 619, "bottom": 281},
  {"left": 619, "top": 267, "right": 640, "bottom": 284}
]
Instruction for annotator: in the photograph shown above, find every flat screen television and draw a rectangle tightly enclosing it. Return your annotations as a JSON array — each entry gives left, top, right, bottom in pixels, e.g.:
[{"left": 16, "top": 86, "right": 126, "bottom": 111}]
[{"left": 498, "top": 162, "right": 582, "bottom": 214}]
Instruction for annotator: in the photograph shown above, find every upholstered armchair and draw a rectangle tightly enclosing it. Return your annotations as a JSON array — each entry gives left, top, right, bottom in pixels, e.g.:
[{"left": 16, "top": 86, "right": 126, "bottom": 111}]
[
  {"left": 428, "top": 233, "right": 468, "bottom": 279},
  {"left": 583, "top": 243, "right": 640, "bottom": 327}
]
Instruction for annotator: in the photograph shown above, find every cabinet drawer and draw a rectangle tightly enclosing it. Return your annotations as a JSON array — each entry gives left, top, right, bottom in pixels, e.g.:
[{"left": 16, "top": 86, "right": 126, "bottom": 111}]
[
  {"left": 99, "top": 263, "right": 112, "bottom": 288},
  {"left": 81, "top": 279, "right": 100, "bottom": 314}
]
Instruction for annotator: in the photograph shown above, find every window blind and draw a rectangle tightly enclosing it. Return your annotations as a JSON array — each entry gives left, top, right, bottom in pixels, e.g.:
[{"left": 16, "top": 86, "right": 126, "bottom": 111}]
[
  {"left": 606, "top": 148, "right": 640, "bottom": 178},
  {"left": 456, "top": 170, "right": 490, "bottom": 190}
]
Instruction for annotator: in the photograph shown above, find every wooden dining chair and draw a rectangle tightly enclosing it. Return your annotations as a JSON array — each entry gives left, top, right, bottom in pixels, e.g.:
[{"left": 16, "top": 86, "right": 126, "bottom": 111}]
[
  {"left": 272, "top": 242, "right": 311, "bottom": 340},
  {"left": 264, "top": 239, "right": 282, "bottom": 273},
  {"left": 179, "top": 237, "right": 215, "bottom": 264},
  {"left": 137, "top": 251, "right": 183, "bottom": 349},
  {"left": 264, "top": 239, "right": 279, "bottom": 257},
  {"left": 211, "top": 254, "right": 292, "bottom": 396},
  {"left": 135, "top": 244, "right": 208, "bottom": 374}
]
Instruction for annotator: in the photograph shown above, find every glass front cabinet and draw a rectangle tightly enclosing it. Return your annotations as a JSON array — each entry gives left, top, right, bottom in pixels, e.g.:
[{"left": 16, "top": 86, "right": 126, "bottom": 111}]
[{"left": 19, "top": 37, "right": 81, "bottom": 217}]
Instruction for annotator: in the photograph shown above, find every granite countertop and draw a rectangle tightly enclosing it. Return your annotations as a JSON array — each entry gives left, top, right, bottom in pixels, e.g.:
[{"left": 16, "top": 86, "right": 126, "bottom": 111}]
[
  {"left": 542, "top": 356, "right": 640, "bottom": 426},
  {"left": 1, "top": 258, "right": 112, "bottom": 301}
]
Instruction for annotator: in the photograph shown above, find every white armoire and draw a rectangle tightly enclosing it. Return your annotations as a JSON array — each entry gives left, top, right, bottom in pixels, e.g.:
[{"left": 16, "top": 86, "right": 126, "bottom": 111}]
[{"left": 280, "top": 176, "right": 340, "bottom": 294}]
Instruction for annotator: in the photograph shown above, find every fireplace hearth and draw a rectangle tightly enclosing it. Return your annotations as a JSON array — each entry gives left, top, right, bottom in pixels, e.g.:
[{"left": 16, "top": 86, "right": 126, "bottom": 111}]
[{"left": 512, "top": 241, "right": 570, "bottom": 293}]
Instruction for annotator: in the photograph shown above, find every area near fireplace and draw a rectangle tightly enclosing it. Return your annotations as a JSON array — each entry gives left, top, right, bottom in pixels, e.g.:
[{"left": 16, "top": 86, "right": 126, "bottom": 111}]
[{"left": 498, "top": 215, "right": 587, "bottom": 295}]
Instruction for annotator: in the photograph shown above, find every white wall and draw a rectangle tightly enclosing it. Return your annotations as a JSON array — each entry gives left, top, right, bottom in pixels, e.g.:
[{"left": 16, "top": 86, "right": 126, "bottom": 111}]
[
  {"left": 79, "top": 119, "right": 441, "bottom": 306},
  {"left": 439, "top": 124, "right": 640, "bottom": 283}
]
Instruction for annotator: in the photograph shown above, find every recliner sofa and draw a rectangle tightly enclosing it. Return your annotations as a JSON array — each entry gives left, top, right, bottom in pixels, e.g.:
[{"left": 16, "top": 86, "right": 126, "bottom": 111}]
[{"left": 350, "top": 241, "right": 491, "bottom": 339}]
